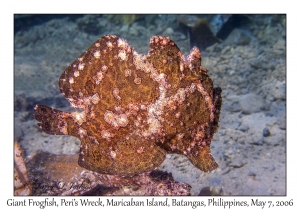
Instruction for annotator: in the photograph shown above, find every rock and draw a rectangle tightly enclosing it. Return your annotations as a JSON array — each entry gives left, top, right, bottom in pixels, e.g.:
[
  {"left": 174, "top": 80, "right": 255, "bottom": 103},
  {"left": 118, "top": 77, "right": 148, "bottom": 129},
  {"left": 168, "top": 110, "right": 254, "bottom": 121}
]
[
  {"left": 261, "top": 79, "right": 285, "bottom": 102},
  {"left": 119, "top": 24, "right": 129, "bottom": 32},
  {"left": 220, "top": 45, "right": 231, "bottom": 55},
  {"left": 223, "top": 29, "right": 254, "bottom": 46},
  {"left": 230, "top": 159, "right": 245, "bottom": 168},
  {"left": 238, "top": 124, "right": 249, "bottom": 132},
  {"left": 249, "top": 58, "right": 262, "bottom": 69},
  {"left": 271, "top": 80, "right": 286, "bottom": 100},
  {"left": 205, "top": 43, "right": 222, "bottom": 53},
  {"left": 277, "top": 117, "right": 286, "bottom": 130},
  {"left": 239, "top": 94, "right": 265, "bottom": 115},
  {"left": 274, "top": 39, "right": 285, "bottom": 51},
  {"left": 262, "top": 128, "right": 270, "bottom": 137},
  {"left": 224, "top": 101, "right": 241, "bottom": 112},
  {"left": 128, "top": 25, "right": 139, "bottom": 36},
  {"left": 263, "top": 134, "right": 284, "bottom": 146},
  {"left": 162, "top": 27, "right": 174, "bottom": 36},
  {"left": 268, "top": 165, "right": 275, "bottom": 172},
  {"left": 221, "top": 167, "right": 231, "bottom": 175},
  {"left": 250, "top": 137, "right": 264, "bottom": 145},
  {"left": 248, "top": 171, "right": 256, "bottom": 180},
  {"left": 269, "top": 101, "right": 285, "bottom": 117}
]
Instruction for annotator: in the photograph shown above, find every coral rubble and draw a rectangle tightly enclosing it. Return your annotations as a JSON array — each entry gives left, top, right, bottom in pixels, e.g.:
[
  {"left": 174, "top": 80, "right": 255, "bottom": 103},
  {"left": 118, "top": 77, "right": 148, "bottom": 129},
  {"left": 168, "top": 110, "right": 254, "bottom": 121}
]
[
  {"left": 27, "top": 151, "right": 191, "bottom": 196},
  {"left": 14, "top": 142, "right": 32, "bottom": 195},
  {"left": 34, "top": 35, "right": 222, "bottom": 177}
]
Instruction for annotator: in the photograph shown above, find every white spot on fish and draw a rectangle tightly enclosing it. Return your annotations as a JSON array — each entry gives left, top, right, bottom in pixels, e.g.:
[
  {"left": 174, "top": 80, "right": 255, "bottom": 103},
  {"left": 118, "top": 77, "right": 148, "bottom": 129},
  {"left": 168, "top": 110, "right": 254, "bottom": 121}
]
[
  {"left": 74, "top": 71, "right": 79, "bottom": 77},
  {"left": 69, "top": 77, "right": 74, "bottom": 84},
  {"left": 78, "top": 63, "right": 85, "bottom": 71},
  {"left": 94, "top": 50, "right": 101, "bottom": 58}
]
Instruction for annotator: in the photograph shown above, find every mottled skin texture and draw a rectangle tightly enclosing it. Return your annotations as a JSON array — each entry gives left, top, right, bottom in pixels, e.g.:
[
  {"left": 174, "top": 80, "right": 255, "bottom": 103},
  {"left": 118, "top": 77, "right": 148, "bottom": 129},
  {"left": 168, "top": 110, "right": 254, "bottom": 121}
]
[{"left": 34, "top": 35, "right": 222, "bottom": 177}]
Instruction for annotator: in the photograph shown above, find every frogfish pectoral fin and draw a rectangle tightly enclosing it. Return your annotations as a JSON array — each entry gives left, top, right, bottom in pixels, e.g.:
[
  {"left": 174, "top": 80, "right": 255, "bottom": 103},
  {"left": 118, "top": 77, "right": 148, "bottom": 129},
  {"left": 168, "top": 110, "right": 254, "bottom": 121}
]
[
  {"left": 187, "top": 145, "right": 218, "bottom": 173},
  {"left": 33, "top": 105, "right": 73, "bottom": 136}
]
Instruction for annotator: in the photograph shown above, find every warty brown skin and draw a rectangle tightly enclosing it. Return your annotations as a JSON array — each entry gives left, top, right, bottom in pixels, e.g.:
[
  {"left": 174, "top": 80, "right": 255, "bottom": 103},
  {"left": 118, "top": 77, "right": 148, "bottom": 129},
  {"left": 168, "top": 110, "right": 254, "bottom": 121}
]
[{"left": 34, "top": 35, "right": 222, "bottom": 176}]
